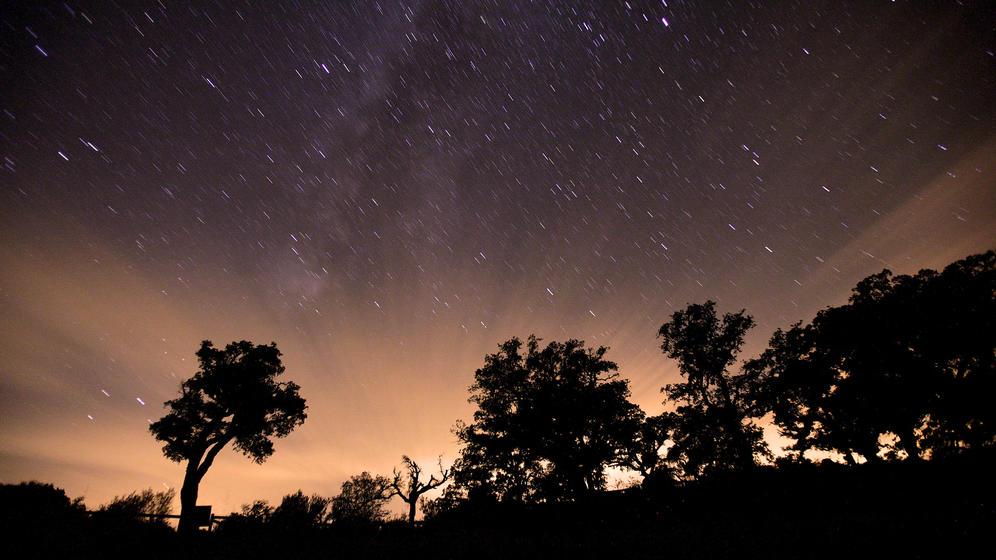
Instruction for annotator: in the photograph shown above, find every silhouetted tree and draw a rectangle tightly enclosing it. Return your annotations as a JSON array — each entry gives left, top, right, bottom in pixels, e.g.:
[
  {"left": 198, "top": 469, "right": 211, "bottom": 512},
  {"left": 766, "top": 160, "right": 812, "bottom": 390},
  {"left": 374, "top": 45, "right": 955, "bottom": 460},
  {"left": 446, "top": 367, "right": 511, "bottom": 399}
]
[
  {"left": 390, "top": 455, "right": 451, "bottom": 525},
  {"left": 99, "top": 488, "right": 176, "bottom": 526},
  {"left": 919, "top": 250, "right": 996, "bottom": 454},
  {"left": 742, "top": 322, "right": 837, "bottom": 461},
  {"left": 455, "top": 336, "right": 642, "bottom": 502},
  {"left": 239, "top": 500, "right": 274, "bottom": 522},
  {"left": 270, "top": 490, "right": 332, "bottom": 528},
  {"left": 746, "top": 316, "right": 886, "bottom": 463},
  {"left": 616, "top": 412, "right": 673, "bottom": 480},
  {"left": 224, "top": 491, "right": 330, "bottom": 531},
  {"left": 0, "top": 481, "right": 86, "bottom": 527},
  {"left": 750, "top": 250, "right": 995, "bottom": 462},
  {"left": 658, "top": 302, "right": 769, "bottom": 478},
  {"left": 329, "top": 472, "right": 392, "bottom": 526},
  {"left": 2, "top": 482, "right": 88, "bottom": 557},
  {"left": 149, "top": 340, "right": 307, "bottom": 534},
  {"left": 418, "top": 484, "right": 467, "bottom": 522},
  {"left": 217, "top": 499, "right": 274, "bottom": 534}
]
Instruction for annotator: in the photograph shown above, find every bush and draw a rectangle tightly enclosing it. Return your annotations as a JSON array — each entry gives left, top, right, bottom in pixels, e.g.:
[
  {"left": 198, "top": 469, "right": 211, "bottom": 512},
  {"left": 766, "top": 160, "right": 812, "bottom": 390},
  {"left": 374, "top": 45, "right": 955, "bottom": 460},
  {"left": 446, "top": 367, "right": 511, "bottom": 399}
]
[{"left": 98, "top": 488, "right": 175, "bottom": 525}]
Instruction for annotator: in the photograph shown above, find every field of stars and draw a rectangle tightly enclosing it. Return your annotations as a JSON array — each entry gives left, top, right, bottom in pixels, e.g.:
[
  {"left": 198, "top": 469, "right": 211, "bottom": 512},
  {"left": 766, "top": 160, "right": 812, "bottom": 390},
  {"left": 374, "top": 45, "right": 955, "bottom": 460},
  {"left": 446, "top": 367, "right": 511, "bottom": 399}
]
[{"left": 1, "top": 1, "right": 994, "bottom": 514}]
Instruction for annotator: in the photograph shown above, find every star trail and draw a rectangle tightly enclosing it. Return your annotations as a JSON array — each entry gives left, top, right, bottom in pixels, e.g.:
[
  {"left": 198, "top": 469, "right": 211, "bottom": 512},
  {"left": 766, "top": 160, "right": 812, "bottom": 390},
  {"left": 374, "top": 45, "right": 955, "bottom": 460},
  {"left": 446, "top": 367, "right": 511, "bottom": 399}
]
[{"left": 1, "top": 1, "right": 994, "bottom": 514}]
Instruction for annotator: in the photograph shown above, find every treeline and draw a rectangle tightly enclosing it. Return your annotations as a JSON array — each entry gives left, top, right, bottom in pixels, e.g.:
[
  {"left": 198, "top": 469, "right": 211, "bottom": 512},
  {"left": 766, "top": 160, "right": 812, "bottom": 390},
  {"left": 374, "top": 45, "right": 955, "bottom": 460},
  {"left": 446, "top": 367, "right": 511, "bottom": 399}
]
[
  {"left": 5, "top": 250, "right": 994, "bottom": 558},
  {"left": 426, "top": 250, "right": 993, "bottom": 512},
  {"left": 218, "top": 249, "right": 993, "bottom": 525},
  {"left": 6, "top": 452, "right": 993, "bottom": 559}
]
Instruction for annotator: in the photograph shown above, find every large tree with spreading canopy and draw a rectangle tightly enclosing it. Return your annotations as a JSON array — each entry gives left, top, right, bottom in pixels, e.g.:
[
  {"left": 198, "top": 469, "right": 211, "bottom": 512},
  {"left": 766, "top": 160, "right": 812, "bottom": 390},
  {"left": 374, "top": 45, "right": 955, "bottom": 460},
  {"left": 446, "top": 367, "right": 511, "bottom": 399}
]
[{"left": 150, "top": 340, "right": 307, "bottom": 534}]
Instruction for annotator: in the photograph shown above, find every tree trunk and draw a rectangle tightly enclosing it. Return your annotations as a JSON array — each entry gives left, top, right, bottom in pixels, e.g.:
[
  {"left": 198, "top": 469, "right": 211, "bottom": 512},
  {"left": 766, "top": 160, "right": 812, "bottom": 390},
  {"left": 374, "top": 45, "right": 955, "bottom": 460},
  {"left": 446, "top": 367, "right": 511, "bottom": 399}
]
[
  {"left": 407, "top": 498, "right": 418, "bottom": 526},
  {"left": 729, "top": 415, "right": 754, "bottom": 471},
  {"left": 178, "top": 464, "right": 200, "bottom": 535}
]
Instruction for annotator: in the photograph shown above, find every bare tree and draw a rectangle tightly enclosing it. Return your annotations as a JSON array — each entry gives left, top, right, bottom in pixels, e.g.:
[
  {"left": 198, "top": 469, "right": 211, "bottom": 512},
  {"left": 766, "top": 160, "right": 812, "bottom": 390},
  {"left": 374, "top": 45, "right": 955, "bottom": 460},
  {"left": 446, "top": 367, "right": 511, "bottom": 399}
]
[{"left": 389, "top": 455, "right": 450, "bottom": 525}]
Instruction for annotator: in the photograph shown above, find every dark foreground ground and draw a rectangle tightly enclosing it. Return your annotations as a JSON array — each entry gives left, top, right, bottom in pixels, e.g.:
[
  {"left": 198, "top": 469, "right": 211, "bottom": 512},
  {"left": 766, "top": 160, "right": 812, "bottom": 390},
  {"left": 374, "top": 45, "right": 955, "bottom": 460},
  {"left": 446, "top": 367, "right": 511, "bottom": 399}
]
[{"left": 4, "top": 452, "right": 992, "bottom": 559}]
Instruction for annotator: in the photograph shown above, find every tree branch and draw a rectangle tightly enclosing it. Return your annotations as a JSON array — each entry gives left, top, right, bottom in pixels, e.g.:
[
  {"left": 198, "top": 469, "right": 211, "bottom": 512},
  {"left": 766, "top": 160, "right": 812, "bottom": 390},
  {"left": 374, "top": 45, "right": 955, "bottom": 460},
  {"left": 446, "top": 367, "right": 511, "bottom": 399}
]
[
  {"left": 422, "top": 458, "right": 451, "bottom": 492},
  {"left": 390, "top": 469, "right": 412, "bottom": 504},
  {"left": 390, "top": 456, "right": 451, "bottom": 503},
  {"left": 197, "top": 434, "right": 234, "bottom": 479}
]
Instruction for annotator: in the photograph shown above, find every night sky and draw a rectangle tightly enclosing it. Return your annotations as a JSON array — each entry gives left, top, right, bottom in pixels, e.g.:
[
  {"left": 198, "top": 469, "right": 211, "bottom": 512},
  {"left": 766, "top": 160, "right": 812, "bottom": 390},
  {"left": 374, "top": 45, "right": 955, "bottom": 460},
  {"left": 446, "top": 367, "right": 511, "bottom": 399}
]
[{"left": 2, "top": 1, "right": 994, "bottom": 515}]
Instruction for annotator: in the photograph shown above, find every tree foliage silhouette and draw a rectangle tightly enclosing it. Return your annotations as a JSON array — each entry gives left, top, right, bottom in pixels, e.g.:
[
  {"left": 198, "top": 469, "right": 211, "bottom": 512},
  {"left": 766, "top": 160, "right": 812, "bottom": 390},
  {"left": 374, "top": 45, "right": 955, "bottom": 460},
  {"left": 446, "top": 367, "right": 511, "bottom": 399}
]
[
  {"left": 149, "top": 340, "right": 307, "bottom": 534},
  {"left": 749, "top": 250, "right": 995, "bottom": 462},
  {"left": 615, "top": 412, "right": 673, "bottom": 480},
  {"left": 455, "top": 336, "right": 641, "bottom": 502},
  {"left": 330, "top": 472, "right": 392, "bottom": 526},
  {"left": 741, "top": 323, "right": 836, "bottom": 461},
  {"left": 233, "top": 500, "right": 274, "bottom": 524},
  {"left": 224, "top": 491, "right": 331, "bottom": 530},
  {"left": 390, "top": 456, "right": 450, "bottom": 525},
  {"left": 418, "top": 484, "right": 468, "bottom": 522},
  {"left": 0, "top": 482, "right": 85, "bottom": 527},
  {"left": 658, "top": 302, "right": 768, "bottom": 478},
  {"left": 269, "top": 491, "right": 332, "bottom": 528},
  {"left": 99, "top": 488, "right": 176, "bottom": 526}
]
